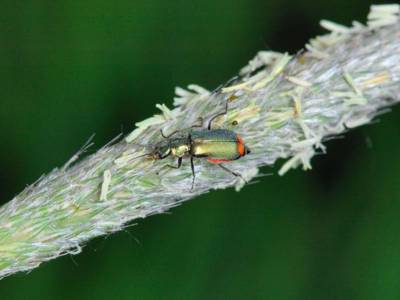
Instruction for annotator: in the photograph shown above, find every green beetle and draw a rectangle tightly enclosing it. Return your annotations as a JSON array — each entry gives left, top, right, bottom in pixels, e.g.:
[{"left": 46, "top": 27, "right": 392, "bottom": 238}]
[{"left": 145, "top": 95, "right": 251, "bottom": 190}]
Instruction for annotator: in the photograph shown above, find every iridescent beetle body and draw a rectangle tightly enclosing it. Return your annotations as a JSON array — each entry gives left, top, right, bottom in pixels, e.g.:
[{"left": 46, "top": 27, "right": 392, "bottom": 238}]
[
  {"left": 154, "top": 129, "right": 249, "bottom": 162},
  {"left": 191, "top": 129, "right": 249, "bottom": 163},
  {"left": 147, "top": 97, "right": 251, "bottom": 189}
]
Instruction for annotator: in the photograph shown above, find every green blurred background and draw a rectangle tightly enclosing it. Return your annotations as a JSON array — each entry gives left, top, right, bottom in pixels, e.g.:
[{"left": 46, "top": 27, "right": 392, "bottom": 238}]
[{"left": 0, "top": 0, "right": 399, "bottom": 299}]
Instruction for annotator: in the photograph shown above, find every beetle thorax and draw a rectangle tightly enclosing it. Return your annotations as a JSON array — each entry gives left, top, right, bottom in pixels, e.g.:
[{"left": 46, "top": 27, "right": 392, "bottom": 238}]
[{"left": 171, "top": 144, "right": 190, "bottom": 157}]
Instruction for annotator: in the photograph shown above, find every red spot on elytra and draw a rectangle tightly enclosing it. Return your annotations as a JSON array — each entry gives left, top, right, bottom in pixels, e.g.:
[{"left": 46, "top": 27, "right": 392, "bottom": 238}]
[
  {"left": 207, "top": 158, "right": 233, "bottom": 164},
  {"left": 236, "top": 134, "right": 245, "bottom": 157}
]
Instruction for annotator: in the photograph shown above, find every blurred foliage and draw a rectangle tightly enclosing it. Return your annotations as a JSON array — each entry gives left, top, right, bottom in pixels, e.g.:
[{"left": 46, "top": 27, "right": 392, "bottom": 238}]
[{"left": 0, "top": 0, "right": 399, "bottom": 299}]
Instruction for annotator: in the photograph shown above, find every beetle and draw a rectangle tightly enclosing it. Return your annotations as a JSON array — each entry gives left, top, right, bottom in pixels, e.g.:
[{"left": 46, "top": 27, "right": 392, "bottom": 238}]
[{"left": 139, "top": 97, "right": 251, "bottom": 190}]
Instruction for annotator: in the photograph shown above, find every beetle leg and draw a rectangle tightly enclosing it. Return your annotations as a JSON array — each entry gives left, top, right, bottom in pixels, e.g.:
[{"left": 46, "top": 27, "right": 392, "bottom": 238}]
[
  {"left": 207, "top": 98, "right": 229, "bottom": 130},
  {"left": 190, "top": 156, "right": 196, "bottom": 191},
  {"left": 211, "top": 75, "right": 240, "bottom": 95},
  {"left": 166, "top": 157, "right": 182, "bottom": 169},
  {"left": 218, "top": 164, "right": 247, "bottom": 183},
  {"left": 160, "top": 128, "right": 179, "bottom": 139}
]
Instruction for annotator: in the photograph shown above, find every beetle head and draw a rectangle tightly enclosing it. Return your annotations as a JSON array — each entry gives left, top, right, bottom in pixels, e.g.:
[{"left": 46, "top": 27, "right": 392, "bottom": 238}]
[{"left": 153, "top": 141, "right": 171, "bottom": 159}]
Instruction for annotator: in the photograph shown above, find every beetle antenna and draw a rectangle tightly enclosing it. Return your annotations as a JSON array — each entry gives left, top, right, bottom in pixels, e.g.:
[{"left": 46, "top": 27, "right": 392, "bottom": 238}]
[
  {"left": 127, "top": 141, "right": 156, "bottom": 149},
  {"left": 130, "top": 152, "right": 153, "bottom": 160}
]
